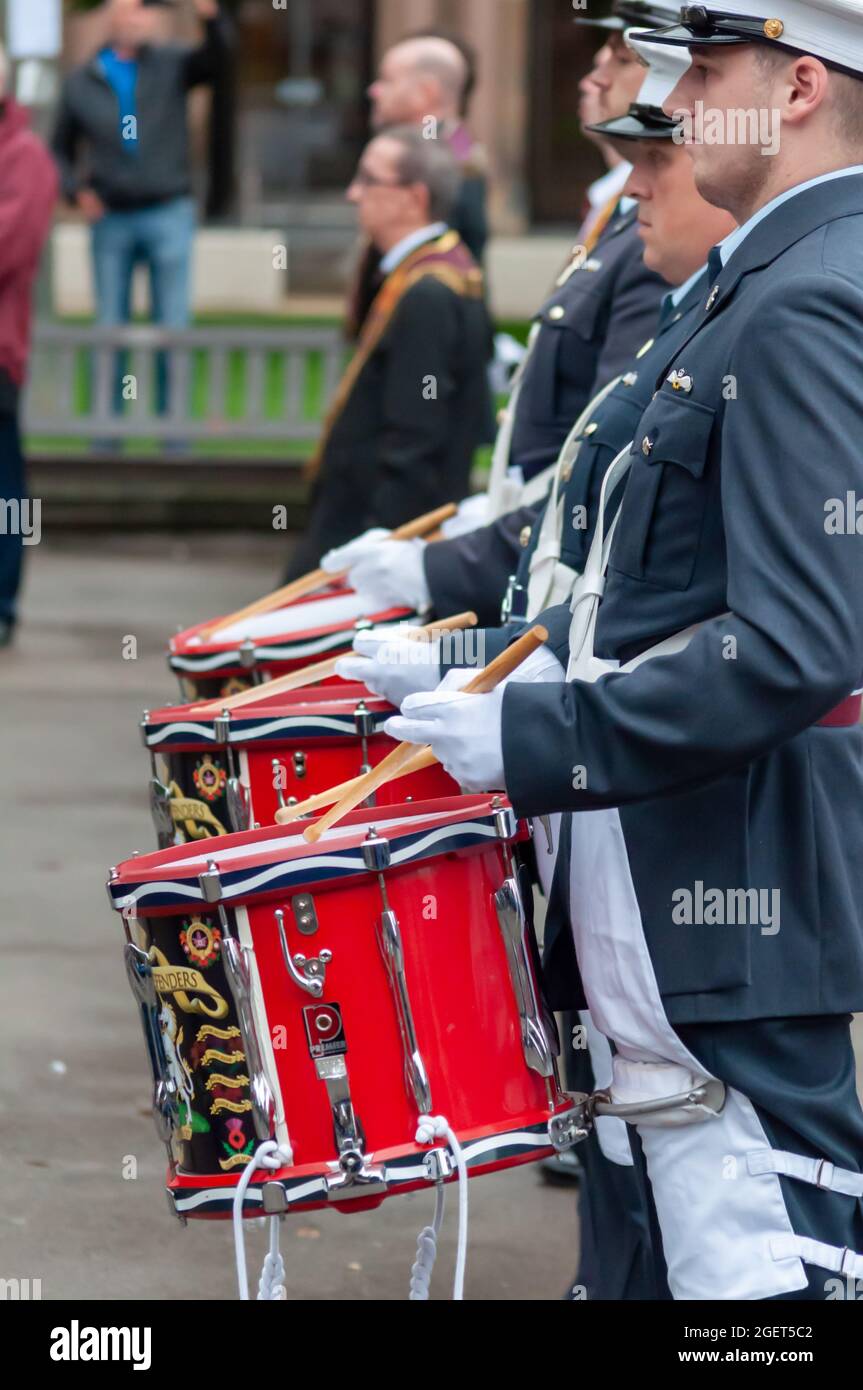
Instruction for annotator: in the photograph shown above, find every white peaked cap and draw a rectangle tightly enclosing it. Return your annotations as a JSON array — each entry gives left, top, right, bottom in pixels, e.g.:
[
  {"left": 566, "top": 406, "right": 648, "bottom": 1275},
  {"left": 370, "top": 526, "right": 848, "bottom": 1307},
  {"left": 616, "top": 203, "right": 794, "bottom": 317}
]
[
  {"left": 626, "top": 27, "right": 693, "bottom": 110},
  {"left": 643, "top": 2, "right": 863, "bottom": 77}
]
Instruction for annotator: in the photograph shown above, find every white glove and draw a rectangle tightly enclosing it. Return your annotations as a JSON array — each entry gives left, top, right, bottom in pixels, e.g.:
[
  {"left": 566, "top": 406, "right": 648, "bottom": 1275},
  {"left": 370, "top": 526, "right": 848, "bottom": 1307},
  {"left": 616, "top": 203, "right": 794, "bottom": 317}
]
[
  {"left": 385, "top": 684, "right": 506, "bottom": 793},
  {"left": 335, "top": 628, "right": 443, "bottom": 706},
  {"left": 320, "top": 528, "right": 391, "bottom": 574},
  {"left": 440, "top": 493, "right": 490, "bottom": 539},
  {"left": 346, "top": 538, "right": 431, "bottom": 614}
]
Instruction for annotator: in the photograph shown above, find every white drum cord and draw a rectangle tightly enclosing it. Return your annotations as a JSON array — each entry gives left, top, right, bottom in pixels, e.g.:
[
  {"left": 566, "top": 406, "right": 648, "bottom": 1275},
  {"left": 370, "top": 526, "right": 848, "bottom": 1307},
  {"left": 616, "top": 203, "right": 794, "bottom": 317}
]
[
  {"left": 409, "top": 1184, "right": 446, "bottom": 1301},
  {"left": 412, "top": 1115, "right": 470, "bottom": 1301},
  {"left": 232, "top": 1140, "right": 293, "bottom": 1301}
]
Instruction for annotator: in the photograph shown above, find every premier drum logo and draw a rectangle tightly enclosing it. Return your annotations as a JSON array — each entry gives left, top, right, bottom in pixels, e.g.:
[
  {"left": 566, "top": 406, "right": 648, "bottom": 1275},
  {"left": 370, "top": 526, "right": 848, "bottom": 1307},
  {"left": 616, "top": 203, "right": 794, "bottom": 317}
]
[
  {"left": 50, "top": 1321, "right": 152, "bottom": 1371},
  {"left": 303, "top": 1002, "right": 347, "bottom": 1059}
]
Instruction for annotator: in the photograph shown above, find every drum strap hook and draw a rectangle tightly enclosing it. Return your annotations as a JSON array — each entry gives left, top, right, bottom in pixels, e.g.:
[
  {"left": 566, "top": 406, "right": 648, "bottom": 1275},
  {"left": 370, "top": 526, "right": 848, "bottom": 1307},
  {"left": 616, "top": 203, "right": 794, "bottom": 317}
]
[{"left": 413, "top": 1115, "right": 470, "bottom": 1301}]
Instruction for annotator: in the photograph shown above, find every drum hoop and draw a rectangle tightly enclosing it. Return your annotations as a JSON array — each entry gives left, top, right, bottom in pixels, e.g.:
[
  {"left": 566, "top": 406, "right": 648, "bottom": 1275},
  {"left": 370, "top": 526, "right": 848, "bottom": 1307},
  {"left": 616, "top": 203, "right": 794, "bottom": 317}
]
[
  {"left": 167, "top": 1117, "right": 564, "bottom": 1214},
  {"left": 170, "top": 606, "right": 413, "bottom": 668},
  {"left": 109, "top": 803, "right": 509, "bottom": 912},
  {"left": 144, "top": 709, "right": 391, "bottom": 750}
]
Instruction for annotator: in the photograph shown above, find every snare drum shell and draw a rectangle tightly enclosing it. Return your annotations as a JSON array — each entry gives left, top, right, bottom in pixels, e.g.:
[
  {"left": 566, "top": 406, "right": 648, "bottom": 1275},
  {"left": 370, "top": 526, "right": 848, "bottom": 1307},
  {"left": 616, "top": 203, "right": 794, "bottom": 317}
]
[
  {"left": 112, "top": 798, "right": 572, "bottom": 1220},
  {"left": 144, "top": 683, "right": 457, "bottom": 844},
  {"left": 168, "top": 588, "right": 414, "bottom": 702}
]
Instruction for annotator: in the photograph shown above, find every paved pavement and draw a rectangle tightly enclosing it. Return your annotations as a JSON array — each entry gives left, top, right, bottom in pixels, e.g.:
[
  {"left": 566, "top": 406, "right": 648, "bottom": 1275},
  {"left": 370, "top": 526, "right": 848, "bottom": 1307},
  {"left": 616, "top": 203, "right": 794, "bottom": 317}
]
[{"left": 0, "top": 534, "right": 580, "bottom": 1303}]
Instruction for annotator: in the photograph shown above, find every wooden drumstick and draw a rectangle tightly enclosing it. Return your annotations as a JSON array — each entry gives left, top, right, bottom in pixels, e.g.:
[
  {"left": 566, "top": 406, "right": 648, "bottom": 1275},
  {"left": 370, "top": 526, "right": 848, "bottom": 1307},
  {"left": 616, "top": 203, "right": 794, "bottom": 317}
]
[
  {"left": 189, "top": 611, "right": 478, "bottom": 713},
  {"left": 200, "top": 503, "right": 458, "bottom": 641},
  {"left": 300, "top": 624, "right": 549, "bottom": 843}
]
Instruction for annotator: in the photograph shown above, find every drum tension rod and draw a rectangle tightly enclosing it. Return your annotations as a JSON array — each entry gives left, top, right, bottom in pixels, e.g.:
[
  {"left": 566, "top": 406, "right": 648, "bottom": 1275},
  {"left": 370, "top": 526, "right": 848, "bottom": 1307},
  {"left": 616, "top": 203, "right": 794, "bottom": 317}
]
[{"left": 362, "top": 830, "right": 434, "bottom": 1117}]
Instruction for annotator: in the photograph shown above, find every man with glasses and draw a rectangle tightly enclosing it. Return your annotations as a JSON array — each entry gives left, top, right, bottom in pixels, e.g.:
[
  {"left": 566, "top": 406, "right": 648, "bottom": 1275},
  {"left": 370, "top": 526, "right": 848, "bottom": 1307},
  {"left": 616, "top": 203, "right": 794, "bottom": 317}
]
[{"left": 285, "top": 126, "right": 493, "bottom": 581}]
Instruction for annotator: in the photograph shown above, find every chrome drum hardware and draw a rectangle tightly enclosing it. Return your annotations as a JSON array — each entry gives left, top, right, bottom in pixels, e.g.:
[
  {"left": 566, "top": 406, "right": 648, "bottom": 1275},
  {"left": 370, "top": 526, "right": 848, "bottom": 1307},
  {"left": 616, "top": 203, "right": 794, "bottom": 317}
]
[{"left": 124, "top": 941, "right": 177, "bottom": 1150}]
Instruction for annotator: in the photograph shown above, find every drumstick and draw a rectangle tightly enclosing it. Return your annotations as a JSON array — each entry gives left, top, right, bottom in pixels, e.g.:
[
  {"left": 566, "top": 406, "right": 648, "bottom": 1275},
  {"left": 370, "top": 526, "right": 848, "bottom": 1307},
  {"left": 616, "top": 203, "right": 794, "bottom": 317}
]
[
  {"left": 301, "top": 624, "right": 549, "bottom": 843},
  {"left": 276, "top": 625, "right": 544, "bottom": 828},
  {"left": 189, "top": 611, "right": 478, "bottom": 713},
  {"left": 200, "top": 504, "right": 458, "bottom": 641}
]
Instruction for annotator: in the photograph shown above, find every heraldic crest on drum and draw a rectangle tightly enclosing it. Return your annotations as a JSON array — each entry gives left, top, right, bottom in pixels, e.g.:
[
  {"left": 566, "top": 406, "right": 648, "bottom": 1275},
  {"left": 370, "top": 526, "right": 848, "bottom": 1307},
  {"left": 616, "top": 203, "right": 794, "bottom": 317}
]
[
  {"left": 164, "top": 780, "right": 228, "bottom": 842},
  {"left": 147, "top": 920, "right": 257, "bottom": 1171}
]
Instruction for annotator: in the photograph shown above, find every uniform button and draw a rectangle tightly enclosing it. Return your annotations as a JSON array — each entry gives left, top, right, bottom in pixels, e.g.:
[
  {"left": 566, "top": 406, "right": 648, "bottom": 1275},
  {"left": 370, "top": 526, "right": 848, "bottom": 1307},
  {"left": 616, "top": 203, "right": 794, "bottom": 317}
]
[
  {"left": 641, "top": 436, "right": 654, "bottom": 457},
  {"left": 496, "top": 408, "right": 507, "bottom": 426},
  {"left": 519, "top": 525, "right": 533, "bottom": 548},
  {"left": 548, "top": 305, "right": 565, "bottom": 320},
  {"left": 561, "top": 462, "right": 573, "bottom": 483},
  {"left": 584, "top": 422, "right": 598, "bottom": 436}
]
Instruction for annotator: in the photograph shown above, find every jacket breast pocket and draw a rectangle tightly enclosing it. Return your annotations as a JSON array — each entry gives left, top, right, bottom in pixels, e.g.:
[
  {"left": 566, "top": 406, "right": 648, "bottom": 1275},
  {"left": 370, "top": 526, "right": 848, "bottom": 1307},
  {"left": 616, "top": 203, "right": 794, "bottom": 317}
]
[
  {"left": 524, "top": 288, "right": 605, "bottom": 424},
  {"left": 610, "top": 392, "right": 716, "bottom": 592}
]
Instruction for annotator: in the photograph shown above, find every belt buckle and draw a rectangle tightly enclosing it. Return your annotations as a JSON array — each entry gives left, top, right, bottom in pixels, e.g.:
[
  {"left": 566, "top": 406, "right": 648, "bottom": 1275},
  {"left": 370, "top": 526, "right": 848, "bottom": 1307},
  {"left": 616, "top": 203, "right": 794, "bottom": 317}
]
[
  {"left": 840, "top": 1246, "right": 855, "bottom": 1277},
  {"left": 815, "top": 1158, "right": 835, "bottom": 1190}
]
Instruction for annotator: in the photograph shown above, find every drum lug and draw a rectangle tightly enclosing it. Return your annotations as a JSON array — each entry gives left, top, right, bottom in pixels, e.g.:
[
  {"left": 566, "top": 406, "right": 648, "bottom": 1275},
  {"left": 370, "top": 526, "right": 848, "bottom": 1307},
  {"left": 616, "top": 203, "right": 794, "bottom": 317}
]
[
  {"left": 492, "top": 799, "right": 518, "bottom": 843},
  {"left": 275, "top": 909, "right": 330, "bottom": 996},
  {"left": 292, "top": 750, "right": 307, "bottom": 781},
  {"left": 353, "top": 700, "right": 374, "bottom": 738},
  {"left": 166, "top": 1190, "right": 188, "bottom": 1227},
  {"left": 362, "top": 828, "right": 391, "bottom": 871},
  {"left": 123, "top": 941, "right": 178, "bottom": 1150},
  {"left": 423, "top": 1148, "right": 454, "bottom": 1183},
  {"left": 262, "top": 1182, "right": 288, "bottom": 1215},
  {"left": 198, "top": 860, "right": 222, "bottom": 903},
  {"left": 149, "top": 778, "right": 176, "bottom": 850},
  {"left": 220, "top": 932, "right": 276, "bottom": 1143},
  {"left": 213, "top": 713, "right": 231, "bottom": 744},
  {"left": 226, "top": 777, "right": 251, "bottom": 833},
  {"left": 238, "top": 639, "right": 257, "bottom": 671},
  {"left": 494, "top": 877, "right": 556, "bottom": 1078},
  {"left": 548, "top": 1101, "right": 592, "bottom": 1153},
  {"left": 140, "top": 711, "right": 151, "bottom": 749},
  {"left": 376, "top": 908, "right": 433, "bottom": 1116}
]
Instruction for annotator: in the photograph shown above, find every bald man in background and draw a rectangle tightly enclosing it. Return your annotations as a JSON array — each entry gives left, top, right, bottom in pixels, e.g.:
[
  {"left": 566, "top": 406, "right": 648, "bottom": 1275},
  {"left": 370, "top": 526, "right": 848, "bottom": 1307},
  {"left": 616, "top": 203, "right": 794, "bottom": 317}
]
[{"left": 346, "top": 35, "right": 488, "bottom": 339}]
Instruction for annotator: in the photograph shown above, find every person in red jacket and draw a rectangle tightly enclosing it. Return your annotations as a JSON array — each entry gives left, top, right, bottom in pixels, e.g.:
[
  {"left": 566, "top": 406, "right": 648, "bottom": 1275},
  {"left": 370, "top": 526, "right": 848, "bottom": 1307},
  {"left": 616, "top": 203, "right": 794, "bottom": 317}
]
[{"left": 0, "top": 44, "right": 58, "bottom": 648}]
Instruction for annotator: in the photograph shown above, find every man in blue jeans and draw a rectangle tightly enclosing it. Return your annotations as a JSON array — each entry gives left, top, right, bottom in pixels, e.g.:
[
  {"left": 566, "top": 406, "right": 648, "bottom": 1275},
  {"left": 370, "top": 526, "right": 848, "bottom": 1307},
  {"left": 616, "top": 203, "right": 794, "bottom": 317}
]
[{"left": 52, "top": 0, "right": 228, "bottom": 422}]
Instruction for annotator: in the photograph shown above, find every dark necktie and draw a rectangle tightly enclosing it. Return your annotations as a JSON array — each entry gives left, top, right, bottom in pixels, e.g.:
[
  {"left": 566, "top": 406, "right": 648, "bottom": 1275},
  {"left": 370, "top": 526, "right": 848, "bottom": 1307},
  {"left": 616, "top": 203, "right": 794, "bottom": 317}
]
[{"left": 707, "top": 244, "right": 724, "bottom": 285}]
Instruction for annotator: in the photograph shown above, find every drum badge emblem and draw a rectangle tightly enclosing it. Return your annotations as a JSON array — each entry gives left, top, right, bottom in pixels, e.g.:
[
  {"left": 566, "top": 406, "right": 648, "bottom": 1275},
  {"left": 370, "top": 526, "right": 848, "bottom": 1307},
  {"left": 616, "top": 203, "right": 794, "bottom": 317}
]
[
  {"left": 180, "top": 918, "right": 222, "bottom": 969},
  {"left": 193, "top": 755, "right": 227, "bottom": 803}
]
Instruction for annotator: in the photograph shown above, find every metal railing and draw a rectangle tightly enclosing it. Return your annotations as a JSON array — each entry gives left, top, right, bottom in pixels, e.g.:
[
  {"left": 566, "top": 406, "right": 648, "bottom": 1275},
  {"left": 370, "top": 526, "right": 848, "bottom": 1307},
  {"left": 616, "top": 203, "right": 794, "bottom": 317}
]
[{"left": 24, "top": 322, "right": 347, "bottom": 442}]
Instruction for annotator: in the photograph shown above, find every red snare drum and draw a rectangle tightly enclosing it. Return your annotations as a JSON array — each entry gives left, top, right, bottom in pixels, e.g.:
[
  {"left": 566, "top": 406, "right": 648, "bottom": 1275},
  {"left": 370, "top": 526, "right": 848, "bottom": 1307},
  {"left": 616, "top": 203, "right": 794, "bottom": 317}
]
[
  {"left": 142, "top": 682, "right": 457, "bottom": 847},
  {"left": 169, "top": 587, "right": 414, "bottom": 702},
  {"left": 109, "top": 796, "right": 580, "bottom": 1222}
]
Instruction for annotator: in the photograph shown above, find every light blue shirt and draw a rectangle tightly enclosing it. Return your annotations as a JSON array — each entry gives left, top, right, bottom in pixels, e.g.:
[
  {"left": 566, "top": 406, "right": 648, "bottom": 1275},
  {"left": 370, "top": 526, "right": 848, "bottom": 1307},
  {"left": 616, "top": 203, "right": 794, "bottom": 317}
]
[
  {"left": 379, "top": 222, "right": 448, "bottom": 274},
  {"left": 100, "top": 47, "right": 139, "bottom": 152},
  {"left": 658, "top": 259, "right": 705, "bottom": 316},
  {"left": 719, "top": 165, "right": 863, "bottom": 266}
]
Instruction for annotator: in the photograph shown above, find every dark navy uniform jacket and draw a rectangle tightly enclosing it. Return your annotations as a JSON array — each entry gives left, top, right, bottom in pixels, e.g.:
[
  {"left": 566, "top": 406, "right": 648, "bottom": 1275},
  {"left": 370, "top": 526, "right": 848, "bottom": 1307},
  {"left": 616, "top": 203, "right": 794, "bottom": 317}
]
[
  {"left": 445, "top": 274, "right": 709, "bottom": 676},
  {"left": 503, "top": 176, "right": 863, "bottom": 1026},
  {"left": 425, "top": 207, "right": 667, "bottom": 626}
]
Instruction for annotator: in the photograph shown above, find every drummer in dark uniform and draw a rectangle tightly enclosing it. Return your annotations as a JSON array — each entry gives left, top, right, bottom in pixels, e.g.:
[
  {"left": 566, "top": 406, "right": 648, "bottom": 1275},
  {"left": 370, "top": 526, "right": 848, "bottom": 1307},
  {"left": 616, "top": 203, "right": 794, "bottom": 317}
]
[
  {"left": 387, "top": 0, "right": 863, "bottom": 1299},
  {"left": 341, "top": 26, "right": 736, "bottom": 1303},
  {"left": 285, "top": 126, "right": 492, "bottom": 581}
]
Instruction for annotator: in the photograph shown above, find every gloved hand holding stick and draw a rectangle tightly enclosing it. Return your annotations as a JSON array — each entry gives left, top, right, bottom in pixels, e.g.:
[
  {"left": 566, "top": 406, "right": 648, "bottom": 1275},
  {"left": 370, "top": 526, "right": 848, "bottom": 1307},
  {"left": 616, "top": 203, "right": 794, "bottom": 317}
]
[{"left": 295, "top": 624, "right": 548, "bottom": 843}]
